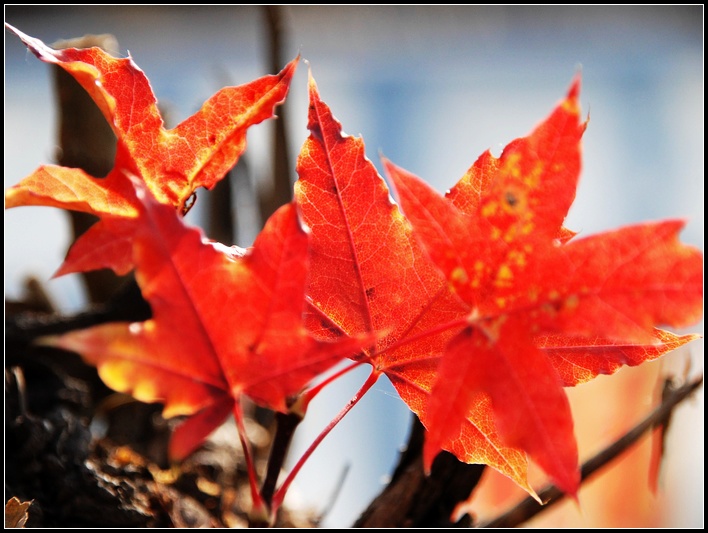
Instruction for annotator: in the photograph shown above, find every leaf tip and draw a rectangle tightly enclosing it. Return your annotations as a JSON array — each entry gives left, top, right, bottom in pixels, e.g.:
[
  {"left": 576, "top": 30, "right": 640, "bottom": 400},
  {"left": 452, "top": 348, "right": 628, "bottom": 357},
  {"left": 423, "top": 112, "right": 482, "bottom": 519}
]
[
  {"left": 4, "top": 186, "right": 21, "bottom": 209},
  {"left": 307, "top": 66, "right": 318, "bottom": 96},
  {"left": 34, "top": 334, "right": 62, "bottom": 349},
  {"left": 380, "top": 154, "right": 394, "bottom": 173},
  {"left": 5, "top": 23, "right": 60, "bottom": 64},
  {"left": 560, "top": 73, "right": 582, "bottom": 120},
  {"left": 422, "top": 438, "right": 440, "bottom": 476},
  {"left": 5, "top": 22, "right": 29, "bottom": 44},
  {"left": 554, "top": 467, "right": 581, "bottom": 502},
  {"left": 281, "top": 54, "right": 300, "bottom": 82},
  {"left": 568, "top": 71, "right": 582, "bottom": 101}
]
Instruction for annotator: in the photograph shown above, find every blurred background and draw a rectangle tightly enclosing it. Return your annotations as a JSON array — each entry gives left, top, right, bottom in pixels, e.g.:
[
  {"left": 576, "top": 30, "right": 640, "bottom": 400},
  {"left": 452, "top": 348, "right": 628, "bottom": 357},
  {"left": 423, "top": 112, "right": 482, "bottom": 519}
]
[{"left": 4, "top": 6, "right": 703, "bottom": 527}]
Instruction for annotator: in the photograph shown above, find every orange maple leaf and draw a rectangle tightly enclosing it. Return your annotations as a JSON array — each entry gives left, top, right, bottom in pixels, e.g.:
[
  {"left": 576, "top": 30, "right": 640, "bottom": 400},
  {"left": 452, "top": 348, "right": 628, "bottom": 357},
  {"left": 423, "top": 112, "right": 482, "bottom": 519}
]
[
  {"left": 4, "top": 23, "right": 297, "bottom": 275},
  {"left": 43, "top": 178, "right": 368, "bottom": 461}
]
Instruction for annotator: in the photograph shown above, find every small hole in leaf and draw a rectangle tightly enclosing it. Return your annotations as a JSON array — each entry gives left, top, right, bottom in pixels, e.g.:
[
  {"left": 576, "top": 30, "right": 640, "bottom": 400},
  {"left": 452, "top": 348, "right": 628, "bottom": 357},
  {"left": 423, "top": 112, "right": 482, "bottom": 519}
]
[{"left": 182, "top": 192, "right": 197, "bottom": 216}]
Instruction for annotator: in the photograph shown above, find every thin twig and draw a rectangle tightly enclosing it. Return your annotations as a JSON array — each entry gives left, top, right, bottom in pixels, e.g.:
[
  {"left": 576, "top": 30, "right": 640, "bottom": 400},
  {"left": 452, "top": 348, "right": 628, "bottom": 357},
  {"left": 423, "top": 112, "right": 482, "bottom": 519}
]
[
  {"left": 480, "top": 374, "right": 703, "bottom": 528},
  {"left": 270, "top": 370, "right": 381, "bottom": 516},
  {"left": 316, "top": 463, "right": 351, "bottom": 526}
]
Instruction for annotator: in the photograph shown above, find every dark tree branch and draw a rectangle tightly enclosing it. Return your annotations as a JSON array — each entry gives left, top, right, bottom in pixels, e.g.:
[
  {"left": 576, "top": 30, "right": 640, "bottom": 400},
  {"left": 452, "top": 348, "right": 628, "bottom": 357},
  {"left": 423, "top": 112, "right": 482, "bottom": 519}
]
[
  {"left": 260, "top": 411, "right": 302, "bottom": 509},
  {"left": 6, "top": 280, "right": 151, "bottom": 359},
  {"left": 259, "top": 5, "right": 293, "bottom": 223},
  {"left": 354, "top": 416, "right": 485, "bottom": 527}
]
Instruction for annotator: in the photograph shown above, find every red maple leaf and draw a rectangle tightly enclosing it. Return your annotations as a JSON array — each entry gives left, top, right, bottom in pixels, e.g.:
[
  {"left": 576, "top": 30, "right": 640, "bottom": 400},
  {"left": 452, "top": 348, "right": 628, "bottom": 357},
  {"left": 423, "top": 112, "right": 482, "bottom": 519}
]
[
  {"left": 296, "top": 73, "right": 703, "bottom": 497},
  {"left": 296, "top": 73, "right": 534, "bottom": 494},
  {"left": 42, "top": 178, "right": 368, "bottom": 462},
  {"left": 4, "top": 23, "right": 297, "bottom": 276},
  {"left": 384, "top": 77, "right": 703, "bottom": 496}
]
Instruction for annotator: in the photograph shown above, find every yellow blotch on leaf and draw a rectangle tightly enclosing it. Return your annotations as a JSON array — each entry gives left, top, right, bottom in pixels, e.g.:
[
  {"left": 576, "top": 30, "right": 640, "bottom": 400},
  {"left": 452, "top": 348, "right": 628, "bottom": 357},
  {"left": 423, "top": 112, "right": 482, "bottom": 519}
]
[
  {"left": 508, "top": 249, "right": 527, "bottom": 268},
  {"left": 451, "top": 266, "right": 468, "bottom": 283},
  {"left": 481, "top": 200, "right": 500, "bottom": 219},
  {"left": 564, "top": 294, "right": 580, "bottom": 310},
  {"left": 494, "top": 263, "right": 514, "bottom": 289}
]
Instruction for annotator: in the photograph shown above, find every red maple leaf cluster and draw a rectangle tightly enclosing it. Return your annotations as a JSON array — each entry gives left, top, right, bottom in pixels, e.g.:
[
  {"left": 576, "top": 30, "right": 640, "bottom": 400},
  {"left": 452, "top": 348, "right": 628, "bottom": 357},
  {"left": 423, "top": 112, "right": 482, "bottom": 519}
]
[{"left": 5, "top": 23, "right": 703, "bottom": 518}]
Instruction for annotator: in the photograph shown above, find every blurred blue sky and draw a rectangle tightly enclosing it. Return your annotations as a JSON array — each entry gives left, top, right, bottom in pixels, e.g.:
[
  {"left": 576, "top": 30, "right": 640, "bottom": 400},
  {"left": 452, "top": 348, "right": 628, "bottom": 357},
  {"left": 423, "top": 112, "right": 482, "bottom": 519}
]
[{"left": 4, "top": 6, "right": 703, "bottom": 527}]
